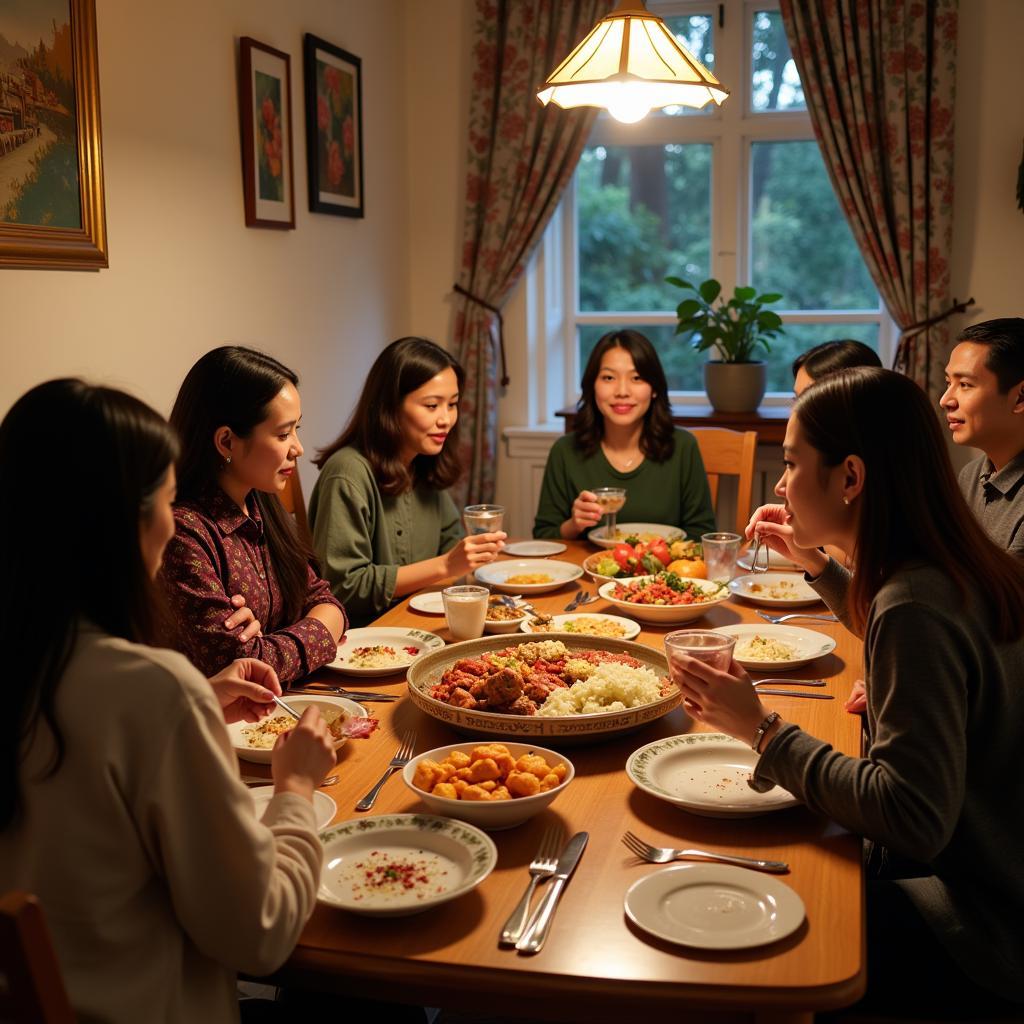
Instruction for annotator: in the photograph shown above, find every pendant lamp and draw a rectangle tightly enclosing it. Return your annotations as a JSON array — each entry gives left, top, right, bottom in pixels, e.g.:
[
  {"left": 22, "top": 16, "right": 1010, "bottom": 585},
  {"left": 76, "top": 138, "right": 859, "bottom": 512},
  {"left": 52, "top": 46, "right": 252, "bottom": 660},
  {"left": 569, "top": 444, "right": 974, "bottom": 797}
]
[{"left": 537, "top": 0, "right": 729, "bottom": 123}]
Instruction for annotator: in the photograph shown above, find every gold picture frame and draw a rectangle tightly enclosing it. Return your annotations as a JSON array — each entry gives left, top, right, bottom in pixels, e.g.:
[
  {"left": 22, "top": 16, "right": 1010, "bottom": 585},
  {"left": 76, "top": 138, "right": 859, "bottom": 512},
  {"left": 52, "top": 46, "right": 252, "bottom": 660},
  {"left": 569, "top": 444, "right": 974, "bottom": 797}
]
[{"left": 0, "top": 0, "right": 108, "bottom": 270}]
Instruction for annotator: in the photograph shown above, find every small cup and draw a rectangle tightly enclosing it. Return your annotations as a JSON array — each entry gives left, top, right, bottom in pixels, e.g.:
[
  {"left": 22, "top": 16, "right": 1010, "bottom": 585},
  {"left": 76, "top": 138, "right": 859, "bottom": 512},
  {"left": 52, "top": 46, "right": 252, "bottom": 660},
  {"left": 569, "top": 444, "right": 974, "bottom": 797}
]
[
  {"left": 664, "top": 630, "right": 737, "bottom": 680},
  {"left": 463, "top": 504, "right": 505, "bottom": 536},
  {"left": 701, "top": 531, "right": 742, "bottom": 583},
  {"left": 442, "top": 584, "right": 490, "bottom": 641}
]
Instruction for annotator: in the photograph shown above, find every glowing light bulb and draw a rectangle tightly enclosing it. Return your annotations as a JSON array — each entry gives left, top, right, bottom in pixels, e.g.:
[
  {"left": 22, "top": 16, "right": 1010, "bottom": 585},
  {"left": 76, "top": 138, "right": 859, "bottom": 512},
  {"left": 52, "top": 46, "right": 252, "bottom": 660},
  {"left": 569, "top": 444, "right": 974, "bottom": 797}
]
[{"left": 607, "top": 84, "right": 652, "bottom": 124}]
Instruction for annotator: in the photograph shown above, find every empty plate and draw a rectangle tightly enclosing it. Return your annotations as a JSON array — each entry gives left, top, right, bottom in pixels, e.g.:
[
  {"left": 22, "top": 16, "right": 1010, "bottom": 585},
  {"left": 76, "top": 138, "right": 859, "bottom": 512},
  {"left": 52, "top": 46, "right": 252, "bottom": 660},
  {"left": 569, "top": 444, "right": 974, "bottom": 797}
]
[
  {"left": 409, "top": 592, "right": 445, "bottom": 615},
  {"left": 502, "top": 540, "right": 567, "bottom": 557},
  {"left": 624, "top": 863, "right": 805, "bottom": 949}
]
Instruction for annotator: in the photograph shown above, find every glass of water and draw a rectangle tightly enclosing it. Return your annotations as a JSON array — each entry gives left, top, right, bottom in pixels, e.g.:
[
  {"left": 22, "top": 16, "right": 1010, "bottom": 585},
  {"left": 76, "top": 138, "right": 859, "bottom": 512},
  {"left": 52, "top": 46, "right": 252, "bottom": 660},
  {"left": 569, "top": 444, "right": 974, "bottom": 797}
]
[
  {"left": 701, "top": 532, "right": 742, "bottom": 584},
  {"left": 463, "top": 504, "right": 505, "bottom": 536},
  {"left": 664, "top": 630, "right": 737, "bottom": 677}
]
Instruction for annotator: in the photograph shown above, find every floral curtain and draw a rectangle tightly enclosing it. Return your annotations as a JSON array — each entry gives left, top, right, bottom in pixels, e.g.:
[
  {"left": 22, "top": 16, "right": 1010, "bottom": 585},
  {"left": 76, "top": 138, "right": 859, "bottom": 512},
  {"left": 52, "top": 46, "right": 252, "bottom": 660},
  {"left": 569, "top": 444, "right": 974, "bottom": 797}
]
[
  {"left": 452, "top": 0, "right": 614, "bottom": 506},
  {"left": 779, "top": 0, "right": 959, "bottom": 398}
]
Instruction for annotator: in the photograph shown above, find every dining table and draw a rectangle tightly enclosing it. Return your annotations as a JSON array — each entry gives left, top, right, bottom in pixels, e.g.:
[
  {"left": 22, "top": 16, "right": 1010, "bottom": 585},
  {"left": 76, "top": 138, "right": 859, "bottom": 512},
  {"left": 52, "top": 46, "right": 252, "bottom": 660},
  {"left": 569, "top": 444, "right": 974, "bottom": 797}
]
[{"left": 262, "top": 540, "right": 866, "bottom": 1024}]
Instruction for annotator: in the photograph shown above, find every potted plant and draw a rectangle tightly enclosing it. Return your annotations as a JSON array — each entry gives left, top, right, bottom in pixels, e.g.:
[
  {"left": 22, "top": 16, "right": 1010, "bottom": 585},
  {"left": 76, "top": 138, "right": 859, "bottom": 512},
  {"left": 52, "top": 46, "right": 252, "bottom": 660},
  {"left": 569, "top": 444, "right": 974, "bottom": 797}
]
[{"left": 666, "top": 276, "right": 784, "bottom": 413}]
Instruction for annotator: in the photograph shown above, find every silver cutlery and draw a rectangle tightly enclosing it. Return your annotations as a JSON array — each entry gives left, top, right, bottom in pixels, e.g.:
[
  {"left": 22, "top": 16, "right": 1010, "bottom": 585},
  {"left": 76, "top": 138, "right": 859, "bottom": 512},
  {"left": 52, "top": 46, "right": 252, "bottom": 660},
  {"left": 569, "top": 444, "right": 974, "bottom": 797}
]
[
  {"left": 564, "top": 591, "right": 597, "bottom": 612},
  {"left": 271, "top": 694, "right": 302, "bottom": 720},
  {"left": 622, "top": 831, "right": 789, "bottom": 874},
  {"left": 748, "top": 535, "right": 771, "bottom": 574},
  {"left": 499, "top": 826, "right": 561, "bottom": 946},
  {"left": 757, "top": 610, "right": 838, "bottom": 625},
  {"left": 242, "top": 773, "right": 339, "bottom": 787},
  {"left": 756, "top": 688, "right": 834, "bottom": 699},
  {"left": 516, "top": 831, "right": 588, "bottom": 954},
  {"left": 287, "top": 686, "right": 400, "bottom": 702},
  {"left": 753, "top": 678, "right": 826, "bottom": 687},
  {"left": 355, "top": 731, "right": 416, "bottom": 811}
]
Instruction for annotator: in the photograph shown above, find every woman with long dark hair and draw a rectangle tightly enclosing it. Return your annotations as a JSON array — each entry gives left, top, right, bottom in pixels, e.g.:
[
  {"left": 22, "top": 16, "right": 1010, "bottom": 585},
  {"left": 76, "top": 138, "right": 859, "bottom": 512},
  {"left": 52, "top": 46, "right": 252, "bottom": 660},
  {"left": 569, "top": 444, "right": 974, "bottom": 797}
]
[
  {"left": 309, "top": 337, "right": 505, "bottom": 625},
  {"left": 0, "top": 380, "right": 335, "bottom": 1022},
  {"left": 161, "top": 346, "right": 346, "bottom": 681},
  {"left": 672, "top": 368, "right": 1024, "bottom": 1017},
  {"left": 791, "top": 337, "right": 881, "bottom": 395},
  {"left": 533, "top": 330, "right": 715, "bottom": 540}
]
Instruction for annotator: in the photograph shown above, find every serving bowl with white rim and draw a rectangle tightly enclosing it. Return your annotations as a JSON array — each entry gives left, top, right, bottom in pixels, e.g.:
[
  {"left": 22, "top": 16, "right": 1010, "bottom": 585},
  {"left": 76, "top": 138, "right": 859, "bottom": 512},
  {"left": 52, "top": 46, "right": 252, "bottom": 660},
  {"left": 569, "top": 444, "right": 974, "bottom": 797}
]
[
  {"left": 227, "top": 695, "right": 367, "bottom": 764},
  {"left": 406, "top": 632, "right": 680, "bottom": 744},
  {"left": 626, "top": 732, "right": 800, "bottom": 817},
  {"left": 249, "top": 786, "right": 337, "bottom": 831},
  {"left": 519, "top": 612, "right": 641, "bottom": 641},
  {"left": 483, "top": 596, "right": 531, "bottom": 635},
  {"left": 402, "top": 741, "right": 575, "bottom": 830},
  {"left": 711, "top": 623, "right": 836, "bottom": 671},
  {"left": 328, "top": 626, "right": 445, "bottom": 677},
  {"left": 597, "top": 576, "right": 729, "bottom": 625},
  {"left": 473, "top": 559, "right": 583, "bottom": 595},
  {"left": 587, "top": 522, "right": 685, "bottom": 549},
  {"left": 317, "top": 813, "right": 497, "bottom": 917},
  {"left": 728, "top": 572, "right": 821, "bottom": 608}
]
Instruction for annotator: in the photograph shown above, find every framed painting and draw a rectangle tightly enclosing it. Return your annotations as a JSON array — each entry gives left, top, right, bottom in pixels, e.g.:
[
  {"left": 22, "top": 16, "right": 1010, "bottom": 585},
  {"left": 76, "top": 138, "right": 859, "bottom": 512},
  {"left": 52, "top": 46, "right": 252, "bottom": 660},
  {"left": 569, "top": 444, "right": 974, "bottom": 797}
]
[
  {"left": 0, "top": 0, "right": 107, "bottom": 270},
  {"left": 238, "top": 37, "right": 294, "bottom": 229},
  {"left": 303, "top": 34, "right": 363, "bottom": 218}
]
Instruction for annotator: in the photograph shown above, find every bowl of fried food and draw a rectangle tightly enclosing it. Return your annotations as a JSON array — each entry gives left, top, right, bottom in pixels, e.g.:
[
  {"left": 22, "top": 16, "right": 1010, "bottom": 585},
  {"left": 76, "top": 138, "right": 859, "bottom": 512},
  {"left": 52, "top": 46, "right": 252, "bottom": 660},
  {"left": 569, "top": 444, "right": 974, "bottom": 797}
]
[
  {"left": 403, "top": 741, "right": 574, "bottom": 830},
  {"left": 483, "top": 595, "right": 531, "bottom": 634}
]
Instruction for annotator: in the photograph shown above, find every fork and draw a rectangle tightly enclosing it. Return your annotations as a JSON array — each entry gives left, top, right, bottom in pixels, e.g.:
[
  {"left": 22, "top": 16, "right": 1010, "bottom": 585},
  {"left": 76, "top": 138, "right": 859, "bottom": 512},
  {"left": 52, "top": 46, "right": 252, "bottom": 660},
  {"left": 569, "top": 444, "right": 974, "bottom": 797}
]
[
  {"left": 621, "top": 831, "right": 789, "bottom": 874},
  {"left": 564, "top": 591, "right": 597, "bottom": 612},
  {"left": 498, "top": 826, "right": 562, "bottom": 945},
  {"left": 355, "top": 731, "right": 416, "bottom": 811},
  {"left": 753, "top": 678, "right": 826, "bottom": 687},
  {"left": 757, "top": 611, "right": 838, "bottom": 625},
  {"left": 287, "top": 685, "right": 400, "bottom": 702}
]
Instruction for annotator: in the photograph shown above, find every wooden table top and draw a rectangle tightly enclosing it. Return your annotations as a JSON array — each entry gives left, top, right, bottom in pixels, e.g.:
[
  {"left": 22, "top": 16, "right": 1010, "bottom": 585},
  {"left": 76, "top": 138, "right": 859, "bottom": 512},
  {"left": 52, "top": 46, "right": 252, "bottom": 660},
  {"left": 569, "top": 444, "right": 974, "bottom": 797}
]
[{"left": 270, "top": 541, "right": 865, "bottom": 1023}]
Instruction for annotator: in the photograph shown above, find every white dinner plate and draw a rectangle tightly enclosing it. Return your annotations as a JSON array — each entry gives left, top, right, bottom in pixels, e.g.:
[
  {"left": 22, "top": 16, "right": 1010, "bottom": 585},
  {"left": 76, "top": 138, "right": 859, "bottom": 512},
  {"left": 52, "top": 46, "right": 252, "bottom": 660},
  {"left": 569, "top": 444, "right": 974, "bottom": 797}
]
[
  {"left": 728, "top": 572, "right": 821, "bottom": 608},
  {"left": 409, "top": 592, "right": 445, "bottom": 615},
  {"left": 624, "top": 863, "right": 805, "bottom": 949},
  {"left": 249, "top": 786, "right": 336, "bottom": 831},
  {"left": 502, "top": 540, "right": 567, "bottom": 557},
  {"left": 588, "top": 522, "right": 685, "bottom": 549},
  {"left": 711, "top": 624, "right": 836, "bottom": 672},
  {"left": 317, "top": 813, "right": 497, "bottom": 917},
  {"left": 228, "top": 695, "right": 367, "bottom": 764},
  {"left": 737, "top": 548, "right": 799, "bottom": 571},
  {"left": 329, "top": 626, "right": 445, "bottom": 677},
  {"left": 473, "top": 559, "right": 583, "bottom": 594},
  {"left": 626, "top": 733, "right": 800, "bottom": 817},
  {"left": 519, "top": 612, "right": 641, "bottom": 640}
]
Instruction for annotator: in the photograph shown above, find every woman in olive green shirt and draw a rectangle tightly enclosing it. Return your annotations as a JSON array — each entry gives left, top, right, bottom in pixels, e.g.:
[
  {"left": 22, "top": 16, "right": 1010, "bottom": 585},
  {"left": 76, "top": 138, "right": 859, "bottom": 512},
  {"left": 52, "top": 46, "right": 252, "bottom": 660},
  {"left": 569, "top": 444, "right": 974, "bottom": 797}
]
[
  {"left": 308, "top": 338, "right": 505, "bottom": 625},
  {"left": 534, "top": 330, "right": 716, "bottom": 541}
]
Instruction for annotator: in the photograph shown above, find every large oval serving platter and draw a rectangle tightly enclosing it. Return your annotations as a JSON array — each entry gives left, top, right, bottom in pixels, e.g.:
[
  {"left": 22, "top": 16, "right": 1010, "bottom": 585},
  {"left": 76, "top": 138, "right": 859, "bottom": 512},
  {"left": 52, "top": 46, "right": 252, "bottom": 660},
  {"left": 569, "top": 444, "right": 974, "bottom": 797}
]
[{"left": 406, "top": 633, "right": 681, "bottom": 745}]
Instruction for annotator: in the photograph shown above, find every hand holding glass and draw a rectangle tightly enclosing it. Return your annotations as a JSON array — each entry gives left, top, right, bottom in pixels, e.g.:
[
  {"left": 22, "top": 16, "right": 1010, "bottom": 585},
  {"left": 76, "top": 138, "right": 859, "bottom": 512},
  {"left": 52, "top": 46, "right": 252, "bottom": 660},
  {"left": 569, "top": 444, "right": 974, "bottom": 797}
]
[{"left": 592, "top": 487, "right": 627, "bottom": 541}]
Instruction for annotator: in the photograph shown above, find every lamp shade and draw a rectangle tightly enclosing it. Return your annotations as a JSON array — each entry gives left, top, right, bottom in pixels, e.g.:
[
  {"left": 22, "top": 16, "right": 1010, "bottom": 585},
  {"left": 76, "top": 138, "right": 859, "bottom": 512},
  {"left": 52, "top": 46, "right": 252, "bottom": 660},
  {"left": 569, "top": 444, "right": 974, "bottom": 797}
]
[{"left": 538, "top": 0, "right": 729, "bottom": 123}]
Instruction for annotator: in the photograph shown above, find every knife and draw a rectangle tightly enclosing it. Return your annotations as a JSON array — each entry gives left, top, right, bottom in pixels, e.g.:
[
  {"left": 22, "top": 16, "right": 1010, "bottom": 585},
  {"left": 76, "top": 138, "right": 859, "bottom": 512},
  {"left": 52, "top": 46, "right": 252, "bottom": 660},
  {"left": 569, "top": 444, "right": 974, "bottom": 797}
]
[
  {"left": 756, "top": 688, "right": 834, "bottom": 699},
  {"left": 515, "top": 831, "right": 588, "bottom": 954}
]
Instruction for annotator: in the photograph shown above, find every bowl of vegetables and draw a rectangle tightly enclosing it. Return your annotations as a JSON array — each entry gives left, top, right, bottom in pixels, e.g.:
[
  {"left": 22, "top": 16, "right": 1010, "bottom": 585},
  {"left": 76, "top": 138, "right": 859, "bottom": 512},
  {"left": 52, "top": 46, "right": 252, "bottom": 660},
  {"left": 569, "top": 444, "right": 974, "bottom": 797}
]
[
  {"left": 597, "top": 572, "right": 729, "bottom": 624},
  {"left": 584, "top": 537, "right": 706, "bottom": 586}
]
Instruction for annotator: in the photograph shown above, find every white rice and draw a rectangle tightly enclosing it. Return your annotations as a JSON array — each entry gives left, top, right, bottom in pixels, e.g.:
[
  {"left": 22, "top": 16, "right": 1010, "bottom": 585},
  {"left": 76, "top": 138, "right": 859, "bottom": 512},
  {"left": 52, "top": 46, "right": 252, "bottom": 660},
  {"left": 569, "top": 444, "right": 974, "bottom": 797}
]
[{"left": 537, "top": 662, "right": 663, "bottom": 716}]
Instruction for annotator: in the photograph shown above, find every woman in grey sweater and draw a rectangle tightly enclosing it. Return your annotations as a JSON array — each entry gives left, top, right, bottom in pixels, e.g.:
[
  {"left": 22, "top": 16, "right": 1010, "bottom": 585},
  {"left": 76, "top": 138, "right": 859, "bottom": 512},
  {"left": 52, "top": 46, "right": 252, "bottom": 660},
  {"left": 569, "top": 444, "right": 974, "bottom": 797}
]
[{"left": 673, "top": 368, "right": 1024, "bottom": 1018}]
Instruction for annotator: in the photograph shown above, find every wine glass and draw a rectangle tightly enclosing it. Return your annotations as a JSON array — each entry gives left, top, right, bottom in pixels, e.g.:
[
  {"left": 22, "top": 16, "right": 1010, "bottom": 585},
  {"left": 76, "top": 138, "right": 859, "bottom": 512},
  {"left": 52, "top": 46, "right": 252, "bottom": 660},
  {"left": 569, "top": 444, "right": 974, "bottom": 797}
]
[{"left": 592, "top": 487, "right": 627, "bottom": 543}]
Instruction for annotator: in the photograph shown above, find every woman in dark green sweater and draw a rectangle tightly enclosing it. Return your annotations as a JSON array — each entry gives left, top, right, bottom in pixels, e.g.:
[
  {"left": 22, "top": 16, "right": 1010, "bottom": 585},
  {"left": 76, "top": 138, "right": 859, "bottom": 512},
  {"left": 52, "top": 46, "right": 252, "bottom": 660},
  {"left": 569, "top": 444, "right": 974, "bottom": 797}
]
[
  {"left": 673, "top": 368, "right": 1024, "bottom": 1018},
  {"left": 533, "top": 330, "right": 716, "bottom": 541}
]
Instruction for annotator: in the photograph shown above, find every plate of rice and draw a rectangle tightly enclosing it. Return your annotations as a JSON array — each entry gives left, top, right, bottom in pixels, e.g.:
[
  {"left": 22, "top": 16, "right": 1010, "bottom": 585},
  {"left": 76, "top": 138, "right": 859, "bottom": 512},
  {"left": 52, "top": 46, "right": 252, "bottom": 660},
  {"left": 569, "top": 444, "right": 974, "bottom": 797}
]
[
  {"left": 406, "top": 634, "right": 681, "bottom": 743},
  {"left": 728, "top": 573, "right": 821, "bottom": 608},
  {"left": 711, "top": 624, "right": 836, "bottom": 671},
  {"left": 329, "top": 627, "right": 445, "bottom": 677},
  {"left": 520, "top": 612, "right": 641, "bottom": 641}
]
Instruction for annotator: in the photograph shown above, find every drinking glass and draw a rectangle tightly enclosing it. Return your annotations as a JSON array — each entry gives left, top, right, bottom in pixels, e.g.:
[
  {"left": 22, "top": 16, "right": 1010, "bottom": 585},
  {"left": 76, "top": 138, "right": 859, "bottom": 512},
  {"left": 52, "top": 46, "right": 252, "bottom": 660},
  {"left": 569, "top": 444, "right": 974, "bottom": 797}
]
[
  {"left": 442, "top": 585, "right": 489, "bottom": 641},
  {"left": 701, "top": 532, "right": 742, "bottom": 584},
  {"left": 592, "top": 486, "right": 627, "bottom": 542},
  {"left": 664, "top": 630, "right": 737, "bottom": 681},
  {"left": 463, "top": 504, "right": 505, "bottom": 536}
]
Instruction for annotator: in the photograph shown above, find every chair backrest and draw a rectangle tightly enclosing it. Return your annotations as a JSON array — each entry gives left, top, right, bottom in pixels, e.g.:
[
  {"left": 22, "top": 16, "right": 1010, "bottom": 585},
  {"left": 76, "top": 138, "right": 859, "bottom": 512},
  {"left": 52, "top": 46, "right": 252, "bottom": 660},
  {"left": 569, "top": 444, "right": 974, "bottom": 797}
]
[
  {"left": 0, "top": 891, "right": 75, "bottom": 1024},
  {"left": 278, "top": 470, "right": 313, "bottom": 549},
  {"left": 688, "top": 428, "right": 758, "bottom": 534}
]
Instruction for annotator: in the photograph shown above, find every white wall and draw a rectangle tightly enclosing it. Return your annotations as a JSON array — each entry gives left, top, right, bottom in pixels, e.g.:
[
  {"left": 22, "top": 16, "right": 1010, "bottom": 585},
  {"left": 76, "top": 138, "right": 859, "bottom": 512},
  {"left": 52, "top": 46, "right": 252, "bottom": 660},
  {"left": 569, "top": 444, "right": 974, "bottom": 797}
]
[{"left": 1, "top": 0, "right": 411, "bottom": 493}]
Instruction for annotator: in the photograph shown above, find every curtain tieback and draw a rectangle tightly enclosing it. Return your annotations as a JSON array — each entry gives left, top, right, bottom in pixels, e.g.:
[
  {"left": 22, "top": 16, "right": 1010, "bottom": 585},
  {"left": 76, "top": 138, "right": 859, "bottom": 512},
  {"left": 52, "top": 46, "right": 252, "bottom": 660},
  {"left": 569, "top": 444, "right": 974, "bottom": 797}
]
[
  {"left": 893, "top": 297, "right": 976, "bottom": 372},
  {"left": 453, "top": 283, "right": 510, "bottom": 387}
]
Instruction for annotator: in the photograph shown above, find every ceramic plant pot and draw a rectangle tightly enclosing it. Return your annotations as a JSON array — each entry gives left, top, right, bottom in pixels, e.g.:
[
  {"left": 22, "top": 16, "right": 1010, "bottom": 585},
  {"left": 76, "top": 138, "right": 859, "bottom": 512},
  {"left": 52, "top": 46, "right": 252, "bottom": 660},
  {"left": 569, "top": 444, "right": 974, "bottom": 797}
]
[{"left": 703, "top": 361, "right": 767, "bottom": 413}]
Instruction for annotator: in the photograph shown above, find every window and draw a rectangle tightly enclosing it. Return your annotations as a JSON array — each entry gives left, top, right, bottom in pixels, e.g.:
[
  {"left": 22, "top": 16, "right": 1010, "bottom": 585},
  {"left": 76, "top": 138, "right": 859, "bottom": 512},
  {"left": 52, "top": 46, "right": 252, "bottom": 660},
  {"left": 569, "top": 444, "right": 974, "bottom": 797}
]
[{"left": 566, "top": 1, "right": 889, "bottom": 396}]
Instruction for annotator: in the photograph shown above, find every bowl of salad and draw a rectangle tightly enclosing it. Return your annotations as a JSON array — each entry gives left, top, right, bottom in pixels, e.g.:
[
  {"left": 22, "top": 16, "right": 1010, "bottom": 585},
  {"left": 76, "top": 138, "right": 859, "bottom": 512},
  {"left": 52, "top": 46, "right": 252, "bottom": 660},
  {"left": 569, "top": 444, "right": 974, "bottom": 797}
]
[
  {"left": 584, "top": 538, "right": 706, "bottom": 586},
  {"left": 597, "top": 572, "right": 729, "bottom": 624}
]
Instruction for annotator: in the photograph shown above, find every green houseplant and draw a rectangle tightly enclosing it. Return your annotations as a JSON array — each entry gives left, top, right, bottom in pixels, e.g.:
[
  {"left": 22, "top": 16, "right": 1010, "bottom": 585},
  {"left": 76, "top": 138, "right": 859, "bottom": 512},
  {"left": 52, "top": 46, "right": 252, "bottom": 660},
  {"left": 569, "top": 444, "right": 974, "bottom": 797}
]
[{"left": 666, "top": 275, "right": 785, "bottom": 412}]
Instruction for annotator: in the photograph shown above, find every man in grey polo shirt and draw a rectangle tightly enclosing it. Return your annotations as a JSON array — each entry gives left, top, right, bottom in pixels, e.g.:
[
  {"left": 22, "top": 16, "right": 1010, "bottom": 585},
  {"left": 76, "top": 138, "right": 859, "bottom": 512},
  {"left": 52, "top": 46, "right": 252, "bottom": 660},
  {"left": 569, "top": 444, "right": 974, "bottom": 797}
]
[{"left": 940, "top": 318, "right": 1024, "bottom": 556}]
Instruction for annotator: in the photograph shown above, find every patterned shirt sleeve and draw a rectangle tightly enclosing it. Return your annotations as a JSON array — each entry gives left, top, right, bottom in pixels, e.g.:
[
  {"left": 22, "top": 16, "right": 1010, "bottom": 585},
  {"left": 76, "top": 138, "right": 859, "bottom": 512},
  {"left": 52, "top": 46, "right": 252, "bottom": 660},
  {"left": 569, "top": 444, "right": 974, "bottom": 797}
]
[
  {"left": 289, "top": 563, "right": 348, "bottom": 673},
  {"left": 161, "top": 512, "right": 319, "bottom": 683}
]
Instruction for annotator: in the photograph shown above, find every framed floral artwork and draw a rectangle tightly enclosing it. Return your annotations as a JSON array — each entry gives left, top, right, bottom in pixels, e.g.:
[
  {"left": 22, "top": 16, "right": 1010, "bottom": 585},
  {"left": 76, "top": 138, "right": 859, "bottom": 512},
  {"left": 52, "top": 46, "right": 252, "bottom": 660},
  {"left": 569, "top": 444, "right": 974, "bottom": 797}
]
[
  {"left": 0, "top": 0, "right": 107, "bottom": 269},
  {"left": 238, "top": 37, "right": 294, "bottom": 229},
  {"left": 303, "top": 34, "right": 363, "bottom": 218}
]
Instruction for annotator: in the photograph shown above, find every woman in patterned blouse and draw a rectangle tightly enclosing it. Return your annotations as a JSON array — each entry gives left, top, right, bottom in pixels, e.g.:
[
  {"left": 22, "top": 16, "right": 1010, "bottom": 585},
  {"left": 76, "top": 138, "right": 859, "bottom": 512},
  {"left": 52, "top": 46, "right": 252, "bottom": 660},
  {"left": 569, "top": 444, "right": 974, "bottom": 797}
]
[{"left": 161, "top": 346, "right": 346, "bottom": 682}]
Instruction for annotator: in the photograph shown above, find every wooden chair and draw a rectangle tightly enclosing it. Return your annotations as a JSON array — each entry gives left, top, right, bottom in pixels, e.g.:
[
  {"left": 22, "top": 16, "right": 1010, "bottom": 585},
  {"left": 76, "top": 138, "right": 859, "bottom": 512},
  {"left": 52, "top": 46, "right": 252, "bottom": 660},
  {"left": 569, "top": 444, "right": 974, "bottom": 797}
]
[
  {"left": 688, "top": 428, "right": 758, "bottom": 534},
  {"left": 0, "top": 891, "right": 74, "bottom": 1024},
  {"left": 278, "top": 470, "right": 313, "bottom": 549}
]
